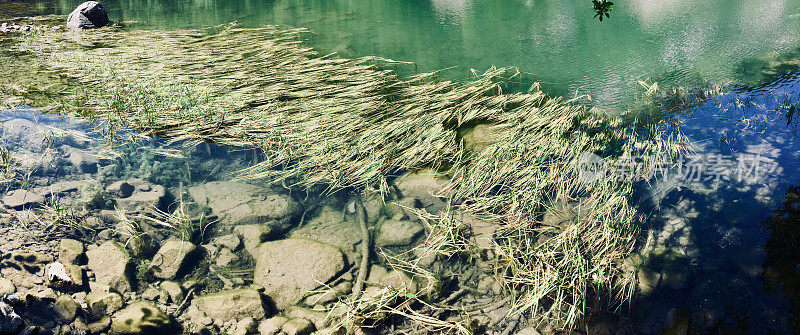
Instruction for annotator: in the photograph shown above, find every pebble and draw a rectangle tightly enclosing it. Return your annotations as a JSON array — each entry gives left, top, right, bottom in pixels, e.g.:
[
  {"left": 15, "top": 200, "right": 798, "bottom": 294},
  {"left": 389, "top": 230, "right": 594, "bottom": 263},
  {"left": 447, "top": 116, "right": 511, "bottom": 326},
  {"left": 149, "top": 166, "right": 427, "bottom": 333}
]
[{"left": 0, "top": 22, "right": 36, "bottom": 33}]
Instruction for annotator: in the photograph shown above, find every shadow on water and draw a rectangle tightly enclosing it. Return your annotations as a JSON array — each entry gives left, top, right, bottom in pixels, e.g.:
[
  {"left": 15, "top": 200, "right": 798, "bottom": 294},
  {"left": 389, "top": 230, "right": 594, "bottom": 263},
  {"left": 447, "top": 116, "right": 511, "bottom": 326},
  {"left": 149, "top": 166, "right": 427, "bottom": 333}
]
[
  {"left": 626, "top": 69, "right": 800, "bottom": 333},
  {"left": 763, "top": 185, "right": 800, "bottom": 334}
]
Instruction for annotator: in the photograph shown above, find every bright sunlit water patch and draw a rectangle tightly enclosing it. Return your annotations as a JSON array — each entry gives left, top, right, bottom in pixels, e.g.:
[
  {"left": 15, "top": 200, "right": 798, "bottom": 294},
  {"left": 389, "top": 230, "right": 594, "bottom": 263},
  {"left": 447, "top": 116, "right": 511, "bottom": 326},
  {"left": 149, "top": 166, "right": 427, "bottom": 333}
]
[{"left": 20, "top": 0, "right": 797, "bottom": 109}]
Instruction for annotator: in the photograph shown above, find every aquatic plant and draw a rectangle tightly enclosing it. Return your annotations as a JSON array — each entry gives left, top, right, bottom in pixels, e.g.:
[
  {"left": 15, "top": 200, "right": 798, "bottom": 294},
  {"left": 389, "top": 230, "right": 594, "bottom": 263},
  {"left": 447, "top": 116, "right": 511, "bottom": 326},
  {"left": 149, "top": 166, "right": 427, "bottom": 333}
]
[
  {"left": 75, "top": 180, "right": 113, "bottom": 210},
  {"left": 38, "top": 193, "right": 86, "bottom": 235},
  {"left": 137, "top": 196, "right": 211, "bottom": 246},
  {"left": 112, "top": 207, "right": 150, "bottom": 257},
  {"left": 12, "top": 25, "right": 682, "bottom": 330},
  {"left": 592, "top": 0, "right": 614, "bottom": 22},
  {"left": 0, "top": 145, "right": 16, "bottom": 184}
]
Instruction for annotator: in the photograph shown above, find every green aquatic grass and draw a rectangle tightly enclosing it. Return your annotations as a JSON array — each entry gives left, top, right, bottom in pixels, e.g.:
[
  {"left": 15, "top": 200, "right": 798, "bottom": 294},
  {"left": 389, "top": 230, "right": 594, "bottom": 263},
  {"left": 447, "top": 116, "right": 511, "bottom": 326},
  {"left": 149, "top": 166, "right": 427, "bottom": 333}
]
[{"left": 11, "top": 25, "right": 683, "bottom": 331}]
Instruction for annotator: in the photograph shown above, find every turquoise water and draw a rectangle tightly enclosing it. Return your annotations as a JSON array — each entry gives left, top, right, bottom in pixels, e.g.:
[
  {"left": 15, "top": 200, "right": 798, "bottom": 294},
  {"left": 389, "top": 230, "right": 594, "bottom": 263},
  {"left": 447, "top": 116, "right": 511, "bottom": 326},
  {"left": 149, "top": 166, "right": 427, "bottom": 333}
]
[
  {"left": 6, "top": 0, "right": 800, "bottom": 332},
  {"left": 40, "top": 0, "right": 800, "bottom": 108}
]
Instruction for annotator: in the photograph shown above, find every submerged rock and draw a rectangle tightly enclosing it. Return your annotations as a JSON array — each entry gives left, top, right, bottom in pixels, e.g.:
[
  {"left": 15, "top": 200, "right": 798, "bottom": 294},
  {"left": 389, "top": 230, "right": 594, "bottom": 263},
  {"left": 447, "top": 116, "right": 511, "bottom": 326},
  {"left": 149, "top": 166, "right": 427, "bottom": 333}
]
[
  {"left": 149, "top": 240, "right": 197, "bottom": 279},
  {"left": 376, "top": 219, "right": 423, "bottom": 247},
  {"left": 254, "top": 238, "right": 345, "bottom": 308},
  {"left": 41, "top": 262, "right": 69, "bottom": 286},
  {"left": 0, "top": 278, "right": 16, "bottom": 295},
  {"left": 1, "top": 118, "right": 46, "bottom": 152},
  {"left": 285, "top": 307, "right": 330, "bottom": 331},
  {"left": 542, "top": 201, "right": 590, "bottom": 229},
  {"left": 213, "top": 234, "right": 241, "bottom": 251},
  {"left": 291, "top": 206, "right": 362, "bottom": 254},
  {"left": 304, "top": 280, "right": 352, "bottom": 306},
  {"left": 188, "top": 181, "right": 300, "bottom": 234},
  {"left": 191, "top": 289, "right": 265, "bottom": 324},
  {"left": 366, "top": 265, "right": 418, "bottom": 293},
  {"left": 113, "top": 179, "right": 167, "bottom": 212},
  {"left": 53, "top": 294, "right": 79, "bottom": 323},
  {"left": 141, "top": 285, "right": 163, "bottom": 302},
  {"left": 159, "top": 281, "right": 183, "bottom": 304},
  {"left": 231, "top": 317, "right": 258, "bottom": 335},
  {"left": 58, "top": 239, "right": 85, "bottom": 265},
  {"left": 88, "top": 316, "right": 111, "bottom": 334},
  {"left": 393, "top": 169, "right": 449, "bottom": 214},
  {"left": 233, "top": 224, "right": 268, "bottom": 258},
  {"left": 76, "top": 181, "right": 113, "bottom": 210},
  {"left": 66, "top": 1, "right": 110, "bottom": 30},
  {"left": 0, "top": 189, "right": 44, "bottom": 209},
  {"left": 258, "top": 316, "right": 287, "bottom": 335},
  {"left": 105, "top": 181, "right": 134, "bottom": 198},
  {"left": 109, "top": 301, "right": 171, "bottom": 334},
  {"left": 460, "top": 212, "right": 500, "bottom": 251},
  {"left": 86, "top": 288, "right": 124, "bottom": 319},
  {"left": 517, "top": 327, "right": 542, "bottom": 335},
  {"left": 459, "top": 123, "right": 503, "bottom": 152},
  {"left": 61, "top": 145, "right": 100, "bottom": 173},
  {"left": 282, "top": 318, "right": 315, "bottom": 335},
  {"left": 233, "top": 225, "right": 269, "bottom": 258},
  {"left": 214, "top": 247, "right": 238, "bottom": 267},
  {"left": 0, "top": 299, "right": 23, "bottom": 334},
  {"left": 45, "top": 261, "right": 84, "bottom": 289},
  {"left": 86, "top": 241, "right": 133, "bottom": 293}
]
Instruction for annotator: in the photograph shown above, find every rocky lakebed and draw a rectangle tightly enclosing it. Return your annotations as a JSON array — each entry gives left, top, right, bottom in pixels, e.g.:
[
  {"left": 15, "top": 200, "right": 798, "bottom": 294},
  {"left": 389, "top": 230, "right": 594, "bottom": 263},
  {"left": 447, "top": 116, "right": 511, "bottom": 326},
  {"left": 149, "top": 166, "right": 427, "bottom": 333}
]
[{"left": 0, "top": 108, "right": 519, "bottom": 335}]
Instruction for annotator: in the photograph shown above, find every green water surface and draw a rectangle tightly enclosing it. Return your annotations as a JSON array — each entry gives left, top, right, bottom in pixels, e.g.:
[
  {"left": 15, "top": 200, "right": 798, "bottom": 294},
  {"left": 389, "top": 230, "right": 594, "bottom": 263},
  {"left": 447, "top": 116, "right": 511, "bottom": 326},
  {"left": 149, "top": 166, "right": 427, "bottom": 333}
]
[{"left": 29, "top": 0, "right": 800, "bottom": 107}]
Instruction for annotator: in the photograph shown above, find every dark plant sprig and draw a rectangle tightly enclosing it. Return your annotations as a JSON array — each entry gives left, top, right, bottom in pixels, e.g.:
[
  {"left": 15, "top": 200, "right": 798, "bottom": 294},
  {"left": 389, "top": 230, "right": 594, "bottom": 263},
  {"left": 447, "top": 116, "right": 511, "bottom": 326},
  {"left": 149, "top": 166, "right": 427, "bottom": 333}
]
[{"left": 593, "top": 0, "right": 614, "bottom": 22}]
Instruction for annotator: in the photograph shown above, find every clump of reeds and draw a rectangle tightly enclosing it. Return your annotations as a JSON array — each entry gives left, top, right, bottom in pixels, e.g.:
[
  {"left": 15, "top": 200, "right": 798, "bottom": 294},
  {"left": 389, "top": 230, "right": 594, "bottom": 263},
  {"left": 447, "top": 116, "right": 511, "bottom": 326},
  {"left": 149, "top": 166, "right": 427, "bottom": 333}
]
[
  {"left": 12, "top": 25, "right": 683, "bottom": 330},
  {"left": 0, "top": 145, "right": 16, "bottom": 184}
]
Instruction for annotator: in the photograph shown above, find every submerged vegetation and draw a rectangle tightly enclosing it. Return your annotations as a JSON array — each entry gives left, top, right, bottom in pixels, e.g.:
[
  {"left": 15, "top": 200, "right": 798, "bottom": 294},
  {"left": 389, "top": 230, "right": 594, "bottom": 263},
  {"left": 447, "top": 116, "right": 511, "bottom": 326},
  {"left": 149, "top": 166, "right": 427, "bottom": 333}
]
[{"left": 5, "top": 25, "right": 685, "bottom": 331}]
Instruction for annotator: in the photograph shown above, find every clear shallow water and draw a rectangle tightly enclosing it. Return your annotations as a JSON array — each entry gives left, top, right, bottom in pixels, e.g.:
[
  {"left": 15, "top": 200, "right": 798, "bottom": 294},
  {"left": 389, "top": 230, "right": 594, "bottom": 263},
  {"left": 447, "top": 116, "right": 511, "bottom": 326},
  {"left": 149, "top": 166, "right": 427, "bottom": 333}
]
[
  {"left": 33, "top": 0, "right": 800, "bottom": 108},
  {"left": 5, "top": 0, "right": 800, "bottom": 332}
]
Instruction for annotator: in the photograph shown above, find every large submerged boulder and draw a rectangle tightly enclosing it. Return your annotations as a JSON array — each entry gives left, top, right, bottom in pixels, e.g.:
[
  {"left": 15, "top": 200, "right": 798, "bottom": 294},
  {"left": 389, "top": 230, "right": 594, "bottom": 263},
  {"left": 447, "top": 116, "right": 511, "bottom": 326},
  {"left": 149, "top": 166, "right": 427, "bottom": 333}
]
[
  {"left": 254, "top": 238, "right": 345, "bottom": 308},
  {"left": 66, "top": 1, "right": 110, "bottom": 30},
  {"left": 1, "top": 118, "right": 46, "bottom": 153},
  {"left": 188, "top": 181, "right": 300, "bottom": 234},
  {"left": 0, "top": 189, "right": 45, "bottom": 209}
]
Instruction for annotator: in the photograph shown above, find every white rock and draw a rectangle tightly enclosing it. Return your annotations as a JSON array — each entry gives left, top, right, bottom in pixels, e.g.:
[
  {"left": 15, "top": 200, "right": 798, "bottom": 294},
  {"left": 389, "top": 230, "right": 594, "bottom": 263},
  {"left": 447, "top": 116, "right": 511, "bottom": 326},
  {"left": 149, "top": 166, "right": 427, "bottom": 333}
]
[{"left": 46, "top": 262, "right": 72, "bottom": 284}]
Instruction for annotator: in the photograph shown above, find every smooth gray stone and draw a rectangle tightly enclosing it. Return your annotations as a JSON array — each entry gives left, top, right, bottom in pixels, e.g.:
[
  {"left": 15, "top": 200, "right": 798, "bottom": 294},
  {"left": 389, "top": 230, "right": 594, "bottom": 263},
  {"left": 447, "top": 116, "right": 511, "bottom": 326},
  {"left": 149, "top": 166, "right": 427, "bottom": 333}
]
[{"left": 66, "top": 1, "right": 110, "bottom": 30}]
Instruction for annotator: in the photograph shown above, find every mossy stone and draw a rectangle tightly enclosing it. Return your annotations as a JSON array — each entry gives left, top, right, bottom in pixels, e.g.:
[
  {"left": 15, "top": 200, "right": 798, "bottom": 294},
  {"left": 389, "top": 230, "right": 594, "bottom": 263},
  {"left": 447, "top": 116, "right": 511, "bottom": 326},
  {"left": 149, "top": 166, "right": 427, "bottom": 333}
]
[{"left": 109, "top": 301, "right": 170, "bottom": 334}]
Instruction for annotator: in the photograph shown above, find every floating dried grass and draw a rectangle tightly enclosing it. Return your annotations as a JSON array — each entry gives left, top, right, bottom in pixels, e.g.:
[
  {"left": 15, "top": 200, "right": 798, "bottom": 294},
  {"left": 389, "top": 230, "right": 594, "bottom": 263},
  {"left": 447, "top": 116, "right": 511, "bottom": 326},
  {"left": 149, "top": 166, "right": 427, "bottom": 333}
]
[{"left": 12, "top": 24, "right": 684, "bottom": 330}]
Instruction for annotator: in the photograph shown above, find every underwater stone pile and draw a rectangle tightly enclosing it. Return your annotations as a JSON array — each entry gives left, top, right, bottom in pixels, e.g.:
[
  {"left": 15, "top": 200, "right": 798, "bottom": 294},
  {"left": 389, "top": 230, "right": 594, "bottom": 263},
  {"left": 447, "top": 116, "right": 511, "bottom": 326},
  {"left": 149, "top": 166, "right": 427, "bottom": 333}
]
[{"left": 0, "top": 109, "right": 444, "bottom": 335}]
